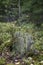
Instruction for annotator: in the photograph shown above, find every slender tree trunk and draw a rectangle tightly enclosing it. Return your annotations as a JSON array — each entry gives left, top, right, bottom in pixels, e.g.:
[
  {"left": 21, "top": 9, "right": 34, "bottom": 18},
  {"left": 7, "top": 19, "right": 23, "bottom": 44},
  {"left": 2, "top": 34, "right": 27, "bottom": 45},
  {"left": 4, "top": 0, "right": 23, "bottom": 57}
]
[{"left": 18, "top": 0, "right": 21, "bottom": 18}]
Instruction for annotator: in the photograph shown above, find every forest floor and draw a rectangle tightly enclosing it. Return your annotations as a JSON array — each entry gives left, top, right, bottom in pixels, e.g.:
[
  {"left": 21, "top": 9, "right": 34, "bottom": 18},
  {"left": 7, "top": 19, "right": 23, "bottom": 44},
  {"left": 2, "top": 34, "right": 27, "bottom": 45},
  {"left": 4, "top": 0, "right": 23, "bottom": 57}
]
[
  {"left": 0, "top": 50, "right": 43, "bottom": 65},
  {"left": 0, "top": 22, "right": 43, "bottom": 65}
]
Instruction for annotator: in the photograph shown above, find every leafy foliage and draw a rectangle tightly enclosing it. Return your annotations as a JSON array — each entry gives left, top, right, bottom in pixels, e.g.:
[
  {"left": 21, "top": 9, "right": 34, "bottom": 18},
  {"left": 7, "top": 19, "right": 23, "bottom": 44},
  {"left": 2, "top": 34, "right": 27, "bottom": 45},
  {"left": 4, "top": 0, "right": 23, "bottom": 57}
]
[
  {"left": 0, "top": 0, "right": 43, "bottom": 25},
  {"left": 0, "top": 57, "right": 6, "bottom": 65}
]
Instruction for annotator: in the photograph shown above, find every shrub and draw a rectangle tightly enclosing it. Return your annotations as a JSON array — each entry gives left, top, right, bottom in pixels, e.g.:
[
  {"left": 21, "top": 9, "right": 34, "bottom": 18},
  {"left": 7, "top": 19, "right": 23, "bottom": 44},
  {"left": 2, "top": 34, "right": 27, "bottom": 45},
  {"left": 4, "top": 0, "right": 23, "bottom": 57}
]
[{"left": 0, "top": 57, "right": 6, "bottom": 65}]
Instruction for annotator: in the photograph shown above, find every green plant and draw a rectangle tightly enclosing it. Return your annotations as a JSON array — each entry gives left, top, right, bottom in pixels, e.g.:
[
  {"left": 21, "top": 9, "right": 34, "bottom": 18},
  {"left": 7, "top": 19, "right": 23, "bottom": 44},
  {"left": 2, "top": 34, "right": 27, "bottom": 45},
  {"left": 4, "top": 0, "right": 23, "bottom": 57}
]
[
  {"left": 0, "top": 58, "right": 6, "bottom": 65},
  {"left": 6, "top": 63, "right": 14, "bottom": 65}
]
